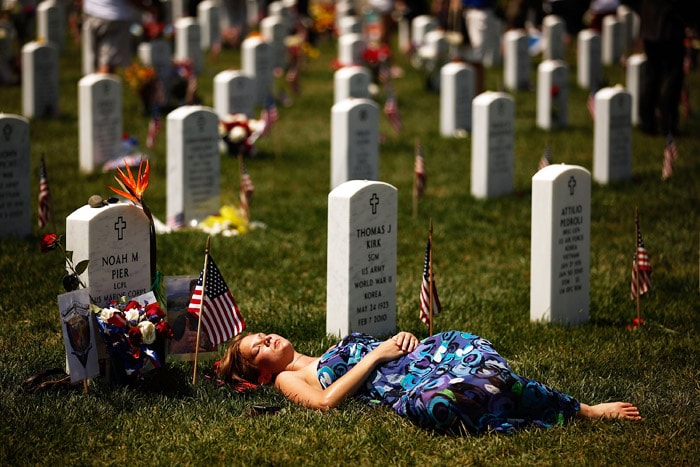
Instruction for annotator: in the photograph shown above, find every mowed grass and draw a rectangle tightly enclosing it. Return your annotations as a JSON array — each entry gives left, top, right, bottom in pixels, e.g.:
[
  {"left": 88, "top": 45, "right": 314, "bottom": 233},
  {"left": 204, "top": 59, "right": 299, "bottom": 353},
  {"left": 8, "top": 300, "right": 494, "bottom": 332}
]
[{"left": 0, "top": 29, "right": 698, "bottom": 465}]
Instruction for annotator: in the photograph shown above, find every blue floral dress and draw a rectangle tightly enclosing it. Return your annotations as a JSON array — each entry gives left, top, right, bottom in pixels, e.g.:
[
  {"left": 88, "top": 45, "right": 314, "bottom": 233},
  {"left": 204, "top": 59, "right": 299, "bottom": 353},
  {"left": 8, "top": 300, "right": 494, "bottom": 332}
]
[{"left": 317, "top": 330, "right": 580, "bottom": 434}]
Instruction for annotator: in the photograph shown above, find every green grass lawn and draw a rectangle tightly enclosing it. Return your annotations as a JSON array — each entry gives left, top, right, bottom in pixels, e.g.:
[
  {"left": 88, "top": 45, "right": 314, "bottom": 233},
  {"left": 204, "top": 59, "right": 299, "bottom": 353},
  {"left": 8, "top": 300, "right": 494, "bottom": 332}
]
[{"left": 0, "top": 28, "right": 698, "bottom": 465}]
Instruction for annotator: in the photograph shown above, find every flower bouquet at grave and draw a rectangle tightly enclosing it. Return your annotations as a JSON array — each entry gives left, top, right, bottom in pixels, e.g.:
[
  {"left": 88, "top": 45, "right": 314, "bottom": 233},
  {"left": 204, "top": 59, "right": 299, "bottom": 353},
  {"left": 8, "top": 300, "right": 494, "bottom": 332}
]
[
  {"left": 218, "top": 113, "right": 265, "bottom": 158},
  {"left": 124, "top": 61, "right": 158, "bottom": 114},
  {"left": 92, "top": 294, "right": 173, "bottom": 381},
  {"left": 309, "top": 1, "right": 335, "bottom": 38},
  {"left": 362, "top": 42, "right": 393, "bottom": 88}
]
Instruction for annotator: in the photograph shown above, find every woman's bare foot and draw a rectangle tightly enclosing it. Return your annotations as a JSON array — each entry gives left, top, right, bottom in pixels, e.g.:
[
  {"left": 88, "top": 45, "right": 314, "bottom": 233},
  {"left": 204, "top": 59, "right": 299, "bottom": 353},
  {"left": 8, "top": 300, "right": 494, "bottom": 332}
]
[{"left": 578, "top": 402, "right": 642, "bottom": 421}]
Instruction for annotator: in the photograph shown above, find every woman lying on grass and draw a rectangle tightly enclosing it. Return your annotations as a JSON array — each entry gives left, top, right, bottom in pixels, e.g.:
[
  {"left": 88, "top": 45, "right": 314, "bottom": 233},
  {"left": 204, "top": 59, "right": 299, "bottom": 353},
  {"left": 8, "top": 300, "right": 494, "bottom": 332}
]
[{"left": 216, "top": 330, "right": 641, "bottom": 434}]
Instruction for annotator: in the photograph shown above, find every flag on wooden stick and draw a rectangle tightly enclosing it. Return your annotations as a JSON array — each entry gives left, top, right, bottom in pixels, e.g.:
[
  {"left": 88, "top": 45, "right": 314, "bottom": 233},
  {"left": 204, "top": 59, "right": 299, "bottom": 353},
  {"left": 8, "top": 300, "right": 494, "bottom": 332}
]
[
  {"left": 187, "top": 255, "right": 245, "bottom": 346},
  {"left": 419, "top": 236, "right": 442, "bottom": 332},
  {"left": 38, "top": 155, "right": 51, "bottom": 229},
  {"left": 661, "top": 133, "right": 678, "bottom": 180}
]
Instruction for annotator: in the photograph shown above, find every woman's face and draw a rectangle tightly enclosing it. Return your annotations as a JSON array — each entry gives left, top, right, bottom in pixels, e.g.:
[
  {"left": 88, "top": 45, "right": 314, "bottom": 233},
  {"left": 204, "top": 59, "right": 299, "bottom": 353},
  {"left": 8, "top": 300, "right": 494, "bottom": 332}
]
[{"left": 240, "top": 333, "right": 294, "bottom": 375}]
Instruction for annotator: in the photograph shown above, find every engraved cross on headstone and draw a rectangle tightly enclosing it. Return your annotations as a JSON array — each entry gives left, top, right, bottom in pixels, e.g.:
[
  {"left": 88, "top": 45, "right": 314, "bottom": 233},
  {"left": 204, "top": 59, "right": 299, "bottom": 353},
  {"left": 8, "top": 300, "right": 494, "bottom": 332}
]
[
  {"left": 568, "top": 176, "right": 576, "bottom": 195},
  {"left": 369, "top": 193, "right": 379, "bottom": 214},
  {"left": 114, "top": 216, "right": 126, "bottom": 240}
]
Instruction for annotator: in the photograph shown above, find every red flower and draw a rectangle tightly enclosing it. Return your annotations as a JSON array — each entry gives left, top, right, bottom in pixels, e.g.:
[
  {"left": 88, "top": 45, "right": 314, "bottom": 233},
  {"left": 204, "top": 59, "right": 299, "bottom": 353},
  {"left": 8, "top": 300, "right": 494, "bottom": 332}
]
[
  {"left": 156, "top": 320, "right": 173, "bottom": 338},
  {"left": 124, "top": 300, "right": 141, "bottom": 311},
  {"left": 40, "top": 233, "right": 60, "bottom": 253},
  {"left": 626, "top": 317, "right": 645, "bottom": 331},
  {"left": 128, "top": 326, "right": 143, "bottom": 345},
  {"left": 551, "top": 85, "right": 560, "bottom": 97},
  {"left": 145, "top": 301, "right": 165, "bottom": 319},
  {"left": 107, "top": 312, "right": 128, "bottom": 329}
]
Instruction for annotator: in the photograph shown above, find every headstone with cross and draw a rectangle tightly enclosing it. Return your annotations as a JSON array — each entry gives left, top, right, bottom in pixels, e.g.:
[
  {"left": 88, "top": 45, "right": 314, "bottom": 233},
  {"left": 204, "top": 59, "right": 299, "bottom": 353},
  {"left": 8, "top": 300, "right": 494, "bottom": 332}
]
[
  {"left": 530, "top": 164, "right": 591, "bottom": 325},
  {"left": 471, "top": 91, "right": 515, "bottom": 199},
  {"left": 0, "top": 113, "right": 31, "bottom": 237},
  {"left": 166, "top": 105, "right": 220, "bottom": 229},
  {"left": 78, "top": 73, "right": 122, "bottom": 174},
  {"left": 440, "top": 61, "right": 474, "bottom": 137},
  {"left": 331, "top": 98, "right": 379, "bottom": 190},
  {"left": 326, "top": 180, "right": 397, "bottom": 338},
  {"left": 593, "top": 86, "right": 632, "bottom": 184},
  {"left": 66, "top": 202, "right": 152, "bottom": 307}
]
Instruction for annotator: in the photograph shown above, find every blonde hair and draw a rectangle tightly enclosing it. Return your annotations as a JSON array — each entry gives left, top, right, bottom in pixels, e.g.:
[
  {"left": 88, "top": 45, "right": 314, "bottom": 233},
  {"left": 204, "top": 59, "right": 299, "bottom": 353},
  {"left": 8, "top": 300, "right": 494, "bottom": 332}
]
[{"left": 216, "top": 333, "right": 260, "bottom": 384}]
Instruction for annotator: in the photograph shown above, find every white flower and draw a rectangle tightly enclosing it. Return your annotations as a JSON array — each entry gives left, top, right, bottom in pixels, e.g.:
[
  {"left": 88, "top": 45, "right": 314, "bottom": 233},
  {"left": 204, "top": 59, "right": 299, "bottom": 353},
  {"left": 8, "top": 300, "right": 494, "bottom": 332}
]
[
  {"left": 125, "top": 309, "right": 141, "bottom": 323},
  {"left": 99, "top": 307, "right": 118, "bottom": 321},
  {"left": 229, "top": 125, "right": 248, "bottom": 143},
  {"left": 138, "top": 321, "right": 156, "bottom": 344}
]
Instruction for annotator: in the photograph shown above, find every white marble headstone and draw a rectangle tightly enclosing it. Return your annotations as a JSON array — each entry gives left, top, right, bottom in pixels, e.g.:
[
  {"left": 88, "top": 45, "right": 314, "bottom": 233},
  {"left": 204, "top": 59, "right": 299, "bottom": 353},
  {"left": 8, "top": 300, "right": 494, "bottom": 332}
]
[
  {"left": 138, "top": 39, "right": 173, "bottom": 92},
  {"left": 261, "top": 15, "right": 287, "bottom": 71},
  {"left": 593, "top": 86, "right": 632, "bottom": 184},
  {"left": 213, "top": 70, "right": 256, "bottom": 118},
  {"left": 576, "top": 29, "right": 602, "bottom": 90},
  {"left": 166, "top": 106, "right": 220, "bottom": 228},
  {"left": 471, "top": 92, "right": 515, "bottom": 199},
  {"left": 22, "top": 41, "right": 59, "bottom": 118},
  {"left": 37, "top": 0, "right": 65, "bottom": 53},
  {"left": 331, "top": 98, "right": 380, "bottom": 190},
  {"left": 617, "top": 5, "right": 639, "bottom": 53},
  {"left": 440, "top": 62, "right": 474, "bottom": 136},
  {"left": 537, "top": 59, "right": 568, "bottom": 130},
  {"left": 78, "top": 74, "right": 122, "bottom": 173},
  {"left": 411, "top": 15, "right": 438, "bottom": 50},
  {"left": 542, "top": 15, "right": 565, "bottom": 61},
  {"left": 602, "top": 15, "right": 624, "bottom": 66},
  {"left": 242, "top": 36, "right": 273, "bottom": 107},
  {"left": 66, "top": 202, "right": 152, "bottom": 307},
  {"left": 504, "top": 30, "right": 530, "bottom": 91},
  {"left": 338, "top": 33, "right": 365, "bottom": 67},
  {"left": 530, "top": 164, "right": 590, "bottom": 325},
  {"left": 326, "top": 180, "right": 397, "bottom": 338},
  {"left": 334, "top": 66, "right": 371, "bottom": 103},
  {"left": 626, "top": 54, "right": 646, "bottom": 127},
  {"left": 175, "top": 17, "right": 203, "bottom": 75},
  {"left": 338, "top": 15, "right": 362, "bottom": 36},
  {"left": 198, "top": 0, "right": 221, "bottom": 51},
  {"left": 0, "top": 113, "right": 31, "bottom": 237}
]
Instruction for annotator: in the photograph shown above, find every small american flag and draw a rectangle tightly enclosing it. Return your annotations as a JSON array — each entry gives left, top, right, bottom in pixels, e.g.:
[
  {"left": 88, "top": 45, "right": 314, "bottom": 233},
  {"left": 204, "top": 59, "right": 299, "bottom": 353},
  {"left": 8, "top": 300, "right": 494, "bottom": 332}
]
[
  {"left": 260, "top": 95, "right": 279, "bottom": 136},
  {"left": 586, "top": 91, "right": 596, "bottom": 121},
  {"left": 384, "top": 89, "right": 402, "bottom": 133},
  {"left": 38, "top": 155, "right": 51, "bottom": 229},
  {"left": 661, "top": 133, "right": 678, "bottom": 180},
  {"left": 419, "top": 238, "right": 442, "bottom": 326},
  {"left": 146, "top": 111, "right": 161, "bottom": 149},
  {"left": 414, "top": 140, "right": 426, "bottom": 198},
  {"left": 187, "top": 256, "right": 245, "bottom": 346},
  {"left": 538, "top": 140, "right": 552, "bottom": 171},
  {"left": 240, "top": 162, "right": 255, "bottom": 219},
  {"left": 166, "top": 212, "right": 185, "bottom": 230},
  {"left": 630, "top": 220, "right": 652, "bottom": 300}
]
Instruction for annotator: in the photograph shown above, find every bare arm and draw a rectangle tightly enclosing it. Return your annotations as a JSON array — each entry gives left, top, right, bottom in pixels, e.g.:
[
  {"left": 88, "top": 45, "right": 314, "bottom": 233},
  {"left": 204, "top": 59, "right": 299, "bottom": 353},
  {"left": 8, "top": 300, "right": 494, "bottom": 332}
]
[{"left": 275, "top": 332, "right": 418, "bottom": 411}]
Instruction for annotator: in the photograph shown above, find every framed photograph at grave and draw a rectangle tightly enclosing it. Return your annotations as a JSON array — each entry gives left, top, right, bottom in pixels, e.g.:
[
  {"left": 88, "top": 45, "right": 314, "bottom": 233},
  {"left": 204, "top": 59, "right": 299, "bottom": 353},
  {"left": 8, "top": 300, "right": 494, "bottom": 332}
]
[{"left": 166, "top": 276, "right": 219, "bottom": 361}]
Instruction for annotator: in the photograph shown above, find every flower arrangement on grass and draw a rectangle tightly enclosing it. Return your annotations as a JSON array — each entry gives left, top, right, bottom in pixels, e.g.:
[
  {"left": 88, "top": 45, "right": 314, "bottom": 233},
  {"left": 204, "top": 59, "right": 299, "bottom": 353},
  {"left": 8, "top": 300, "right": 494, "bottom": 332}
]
[
  {"left": 93, "top": 296, "right": 173, "bottom": 377},
  {"left": 219, "top": 113, "right": 265, "bottom": 157}
]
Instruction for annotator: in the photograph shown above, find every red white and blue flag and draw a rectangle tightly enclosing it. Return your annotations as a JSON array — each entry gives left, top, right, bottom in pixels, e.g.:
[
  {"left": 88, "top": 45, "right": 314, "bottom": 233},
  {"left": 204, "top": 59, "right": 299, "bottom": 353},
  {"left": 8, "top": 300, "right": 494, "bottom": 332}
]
[
  {"left": 187, "top": 256, "right": 245, "bottom": 346},
  {"left": 538, "top": 140, "right": 552, "bottom": 171},
  {"left": 414, "top": 140, "right": 426, "bottom": 198},
  {"left": 384, "top": 89, "right": 402, "bottom": 133},
  {"left": 38, "top": 155, "right": 51, "bottom": 229},
  {"left": 419, "top": 238, "right": 442, "bottom": 325},
  {"left": 661, "top": 133, "right": 678, "bottom": 180},
  {"left": 630, "top": 222, "right": 652, "bottom": 300},
  {"left": 240, "top": 162, "right": 255, "bottom": 219}
]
